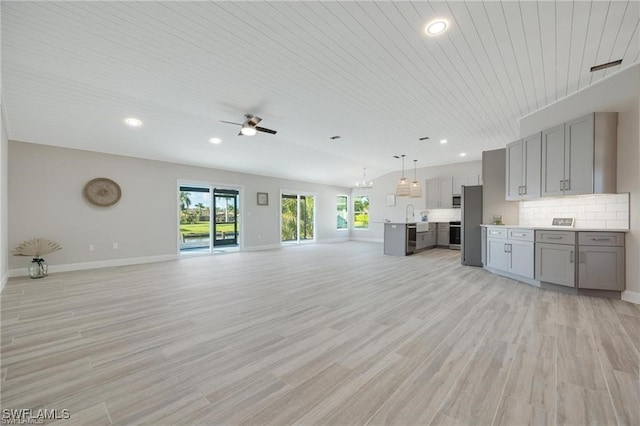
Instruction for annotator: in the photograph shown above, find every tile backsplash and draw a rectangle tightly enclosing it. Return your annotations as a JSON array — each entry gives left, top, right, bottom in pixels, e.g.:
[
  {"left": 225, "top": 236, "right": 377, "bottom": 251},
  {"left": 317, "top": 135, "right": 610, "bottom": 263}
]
[
  {"left": 424, "top": 208, "right": 462, "bottom": 223},
  {"left": 519, "top": 193, "right": 630, "bottom": 229}
]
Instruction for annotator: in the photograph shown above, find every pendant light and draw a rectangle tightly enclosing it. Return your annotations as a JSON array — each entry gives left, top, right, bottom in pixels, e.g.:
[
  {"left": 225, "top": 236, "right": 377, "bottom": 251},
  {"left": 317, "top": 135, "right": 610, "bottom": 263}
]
[
  {"left": 410, "top": 159, "right": 422, "bottom": 198},
  {"left": 394, "top": 155, "right": 410, "bottom": 197},
  {"left": 355, "top": 167, "right": 373, "bottom": 188}
]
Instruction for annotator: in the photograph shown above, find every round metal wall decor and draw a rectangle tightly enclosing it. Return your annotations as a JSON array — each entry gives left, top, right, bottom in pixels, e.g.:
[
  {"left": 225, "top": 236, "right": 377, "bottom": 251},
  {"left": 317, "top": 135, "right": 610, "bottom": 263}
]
[{"left": 83, "top": 178, "right": 122, "bottom": 207}]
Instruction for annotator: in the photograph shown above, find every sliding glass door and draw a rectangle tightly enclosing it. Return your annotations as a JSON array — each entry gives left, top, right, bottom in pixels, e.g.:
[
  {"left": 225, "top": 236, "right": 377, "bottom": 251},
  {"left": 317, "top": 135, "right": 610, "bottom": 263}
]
[
  {"left": 213, "top": 189, "right": 239, "bottom": 247},
  {"left": 179, "top": 184, "right": 240, "bottom": 254},
  {"left": 281, "top": 193, "right": 315, "bottom": 244}
]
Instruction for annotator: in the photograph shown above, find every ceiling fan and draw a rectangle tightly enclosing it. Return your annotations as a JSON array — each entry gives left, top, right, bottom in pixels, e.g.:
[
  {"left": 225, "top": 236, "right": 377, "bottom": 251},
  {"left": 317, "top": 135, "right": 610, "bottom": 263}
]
[{"left": 220, "top": 114, "right": 278, "bottom": 136}]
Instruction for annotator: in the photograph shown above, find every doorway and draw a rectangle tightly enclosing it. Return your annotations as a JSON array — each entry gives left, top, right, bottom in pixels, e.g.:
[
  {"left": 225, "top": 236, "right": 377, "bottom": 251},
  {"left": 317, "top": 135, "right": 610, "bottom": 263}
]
[
  {"left": 179, "top": 184, "right": 240, "bottom": 254},
  {"left": 213, "top": 188, "right": 239, "bottom": 247},
  {"left": 281, "top": 193, "right": 315, "bottom": 244}
]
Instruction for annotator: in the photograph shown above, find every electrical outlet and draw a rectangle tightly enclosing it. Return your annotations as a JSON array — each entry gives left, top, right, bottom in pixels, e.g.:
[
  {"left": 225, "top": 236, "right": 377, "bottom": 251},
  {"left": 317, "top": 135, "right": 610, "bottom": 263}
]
[
  {"left": 89, "top": 244, "right": 95, "bottom": 251},
  {"left": 112, "top": 243, "right": 118, "bottom": 250}
]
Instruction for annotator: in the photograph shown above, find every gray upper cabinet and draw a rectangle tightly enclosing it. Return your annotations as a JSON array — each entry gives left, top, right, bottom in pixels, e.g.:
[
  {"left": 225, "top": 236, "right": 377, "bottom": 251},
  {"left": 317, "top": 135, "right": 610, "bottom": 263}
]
[
  {"left": 506, "top": 133, "right": 541, "bottom": 200},
  {"left": 541, "top": 124, "right": 566, "bottom": 197},
  {"left": 425, "top": 177, "right": 453, "bottom": 209},
  {"left": 453, "top": 175, "right": 480, "bottom": 196},
  {"left": 541, "top": 113, "right": 617, "bottom": 198}
]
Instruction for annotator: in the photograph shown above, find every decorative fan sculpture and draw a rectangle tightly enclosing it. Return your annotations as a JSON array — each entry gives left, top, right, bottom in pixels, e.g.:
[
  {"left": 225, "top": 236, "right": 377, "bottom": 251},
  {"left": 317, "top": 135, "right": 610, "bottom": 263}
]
[{"left": 12, "top": 238, "right": 62, "bottom": 279}]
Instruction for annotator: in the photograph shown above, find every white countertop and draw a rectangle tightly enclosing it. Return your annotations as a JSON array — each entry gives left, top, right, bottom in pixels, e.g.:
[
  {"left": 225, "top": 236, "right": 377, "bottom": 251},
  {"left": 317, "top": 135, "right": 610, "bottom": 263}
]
[{"left": 480, "top": 224, "right": 630, "bottom": 233}]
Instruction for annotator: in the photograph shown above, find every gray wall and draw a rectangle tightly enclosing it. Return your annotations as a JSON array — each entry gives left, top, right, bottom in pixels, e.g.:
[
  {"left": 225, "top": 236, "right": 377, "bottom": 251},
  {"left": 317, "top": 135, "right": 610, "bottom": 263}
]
[
  {"left": 1, "top": 112, "right": 8, "bottom": 288},
  {"left": 8, "top": 142, "right": 350, "bottom": 271},
  {"left": 518, "top": 65, "right": 640, "bottom": 299},
  {"left": 482, "top": 149, "right": 519, "bottom": 226},
  {"left": 352, "top": 160, "right": 483, "bottom": 241}
]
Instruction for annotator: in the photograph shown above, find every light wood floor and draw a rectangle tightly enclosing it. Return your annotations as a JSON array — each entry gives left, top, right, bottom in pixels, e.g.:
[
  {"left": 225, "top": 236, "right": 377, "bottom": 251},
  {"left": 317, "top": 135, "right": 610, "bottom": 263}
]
[{"left": 1, "top": 242, "right": 639, "bottom": 425}]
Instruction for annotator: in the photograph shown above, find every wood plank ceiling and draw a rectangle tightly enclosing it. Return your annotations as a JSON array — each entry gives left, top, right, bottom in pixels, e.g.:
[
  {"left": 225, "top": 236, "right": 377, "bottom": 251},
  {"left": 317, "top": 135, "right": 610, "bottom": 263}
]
[{"left": 2, "top": 1, "right": 639, "bottom": 186}]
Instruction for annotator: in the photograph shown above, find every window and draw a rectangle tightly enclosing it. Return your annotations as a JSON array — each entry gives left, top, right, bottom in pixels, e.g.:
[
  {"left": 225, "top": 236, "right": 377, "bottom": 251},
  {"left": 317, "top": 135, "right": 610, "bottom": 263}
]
[
  {"left": 353, "top": 195, "right": 369, "bottom": 229},
  {"left": 337, "top": 195, "right": 348, "bottom": 229},
  {"left": 281, "top": 193, "right": 315, "bottom": 243}
]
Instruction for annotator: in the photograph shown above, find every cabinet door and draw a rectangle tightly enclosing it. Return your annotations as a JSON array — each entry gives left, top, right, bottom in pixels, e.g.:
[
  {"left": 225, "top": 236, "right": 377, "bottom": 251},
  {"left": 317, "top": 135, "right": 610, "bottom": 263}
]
[
  {"left": 437, "top": 229, "right": 449, "bottom": 246},
  {"left": 426, "top": 178, "right": 440, "bottom": 209},
  {"left": 487, "top": 239, "right": 509, "bottom": 272},
  {"left": 508, "top": 241, "right": 534, "bottom": 279},
  {"left": 427, "top": 230, "right": 437, "bottom": 247},
  {"left": 453, "top": 177, "right": 465, "bottom": 196},
  {"left": 535, "top": 242, "right": 575, "bottom": 287},
  {"left": 439, "top": 177, "right": 453, "bottom": 208},
  {"left": 578, "top": 246, "right": 624, "bottom": 290},
  {"left": 541, "top": 124, "right": 566, "bottom": 197},
  {"left": 506, "top": 140, "right": 523, "bottom": 200},
  {"left": 522, "top": 132, "right": 542, "bottom": 199},
  {"left": 564, "top": 114, "right": 594, "bottom": 196}
]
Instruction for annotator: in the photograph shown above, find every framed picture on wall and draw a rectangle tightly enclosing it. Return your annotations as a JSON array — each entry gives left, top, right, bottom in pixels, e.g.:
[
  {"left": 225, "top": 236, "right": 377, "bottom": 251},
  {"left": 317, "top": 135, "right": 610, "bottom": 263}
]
[
  {"left": 257, "top": 192, "right": 269, "bottom": 206},
  {"left": 386, "top": 194, "right": 396, "bottom": 207}
]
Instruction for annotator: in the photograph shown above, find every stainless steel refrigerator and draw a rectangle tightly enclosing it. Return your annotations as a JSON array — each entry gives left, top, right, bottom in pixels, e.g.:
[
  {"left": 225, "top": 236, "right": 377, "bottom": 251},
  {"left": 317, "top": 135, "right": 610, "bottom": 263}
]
[{"left": 461, "top": 185, "right": 483, "bottom": 266}]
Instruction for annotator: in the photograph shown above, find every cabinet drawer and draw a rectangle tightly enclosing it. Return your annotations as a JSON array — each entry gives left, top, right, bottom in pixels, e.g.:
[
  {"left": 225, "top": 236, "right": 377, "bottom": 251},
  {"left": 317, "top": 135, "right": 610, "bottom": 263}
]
[
  {"left": 508, "top": 228, "right": 534, "bottom": 242},
  {"left": 536, "top": 230, "right": 575, "bottom": 244},
  {"left": 578, "top": 232, "right": 624, "bottom": 247},
  {"left": 486, "top": 227, "right": 507, "bottom": 239}
]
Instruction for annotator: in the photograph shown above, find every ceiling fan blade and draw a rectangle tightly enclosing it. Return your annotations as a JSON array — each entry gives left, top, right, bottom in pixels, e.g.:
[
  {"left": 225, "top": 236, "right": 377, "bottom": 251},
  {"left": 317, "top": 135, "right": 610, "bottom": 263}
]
[
  {"left": 255, "top": 126, "right": 277, "bottom": 135},
  {"left": 220, "top": 120, "right": 242, "bottom": 125}
]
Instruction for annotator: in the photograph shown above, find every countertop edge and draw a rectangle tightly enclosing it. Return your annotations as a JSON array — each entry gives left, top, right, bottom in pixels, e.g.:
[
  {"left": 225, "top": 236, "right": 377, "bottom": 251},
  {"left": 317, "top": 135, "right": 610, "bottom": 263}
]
[{"left": 480, "top": 224, "right": 630, "bottom": 233}]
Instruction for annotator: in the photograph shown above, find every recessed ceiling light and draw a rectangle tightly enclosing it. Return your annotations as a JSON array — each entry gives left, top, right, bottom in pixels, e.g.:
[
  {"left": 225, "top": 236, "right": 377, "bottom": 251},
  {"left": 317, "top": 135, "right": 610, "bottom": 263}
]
[
  {"left": 425, "top": 19, "right": 448, "bottom": 36},
  {"left": 209, "top": 137, "right": 222, "bottom": 145},
  {"left": 124, "top": 117, "right": 142, "bottom": 127},
  {"left": 460, "top": 152, "right": 467, "bottom": 157},
  {"left": 440, "top": 139, "right": 448, "bottom": 144}
]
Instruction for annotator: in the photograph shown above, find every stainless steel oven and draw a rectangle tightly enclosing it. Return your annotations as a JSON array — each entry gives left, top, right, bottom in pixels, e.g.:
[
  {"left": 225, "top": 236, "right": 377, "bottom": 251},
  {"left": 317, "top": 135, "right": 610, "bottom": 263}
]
[{"left": 449, "top": 221, "right": 461, "bottom": 250}]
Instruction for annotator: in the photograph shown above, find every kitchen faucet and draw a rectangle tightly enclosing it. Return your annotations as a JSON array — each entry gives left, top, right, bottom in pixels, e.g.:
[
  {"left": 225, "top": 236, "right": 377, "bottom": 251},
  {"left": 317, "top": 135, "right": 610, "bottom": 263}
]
[{"left": 405, "top": 204, "right": 415, "bottom": 222}]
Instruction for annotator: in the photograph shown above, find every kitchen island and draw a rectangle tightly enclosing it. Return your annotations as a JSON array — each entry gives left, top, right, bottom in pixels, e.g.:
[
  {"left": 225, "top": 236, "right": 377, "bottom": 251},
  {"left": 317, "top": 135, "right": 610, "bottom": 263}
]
[{"left": 384, "top": 222, "right": 436, "bottom": 255}]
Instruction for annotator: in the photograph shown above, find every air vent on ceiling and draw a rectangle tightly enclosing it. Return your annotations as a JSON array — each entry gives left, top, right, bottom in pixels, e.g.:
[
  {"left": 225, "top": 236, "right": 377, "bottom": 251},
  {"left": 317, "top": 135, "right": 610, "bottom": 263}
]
[
  {"left": 419, "top": 136, "right": 430, "bottom": 141},
  {"left": 590, "top": 59, "right": 622, "bottom": 72},
  {"left": 329, "top": 135, "right": 342, "bottom": 140}
]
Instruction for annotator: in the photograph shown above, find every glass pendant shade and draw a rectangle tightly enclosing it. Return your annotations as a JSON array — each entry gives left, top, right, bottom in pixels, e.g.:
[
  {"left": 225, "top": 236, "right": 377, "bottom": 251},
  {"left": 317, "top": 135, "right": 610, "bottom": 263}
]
[
  {"left": 395, "top": 154, "right": 410, "bottom": 197},
  {"left": 409, "top": 159, "right": 422, "bottom": 198}
]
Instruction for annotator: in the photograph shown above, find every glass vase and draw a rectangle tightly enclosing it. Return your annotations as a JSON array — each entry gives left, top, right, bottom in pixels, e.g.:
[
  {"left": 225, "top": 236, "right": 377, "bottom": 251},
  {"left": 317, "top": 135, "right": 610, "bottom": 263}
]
[{"left": 28, "top": 258, "right": 48, "bottom": 279}]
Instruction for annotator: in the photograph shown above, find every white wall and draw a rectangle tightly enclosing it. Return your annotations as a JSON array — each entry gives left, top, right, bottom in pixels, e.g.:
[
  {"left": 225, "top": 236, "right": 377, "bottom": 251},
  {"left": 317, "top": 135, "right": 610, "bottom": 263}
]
[
  {"left": 1, "top": 111, "right": 8, "bottom": 289},
  {"left": 352, "top": 160, "right": 482, "bottom": 241},
  {"left": 7, "top": 142, "right": 350, "bottom": 272},
  {"left": 519, "top": 65, "right": 640, "bottom": 302},
  {"left": 482, "top": 149, "right": 519, "bottom": 226}
]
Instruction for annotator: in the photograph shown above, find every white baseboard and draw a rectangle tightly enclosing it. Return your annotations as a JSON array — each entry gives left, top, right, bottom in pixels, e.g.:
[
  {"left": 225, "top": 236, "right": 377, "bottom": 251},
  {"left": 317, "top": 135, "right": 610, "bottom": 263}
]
[
  {"left": 1, "top": 271, "right": 7, "bottom": 292},
  {"left": 622, "top": 290, "right": 640, "bottom": 305},
  {"left": 8, "top": 254, "right": 178, "bottom": 278},
  {"left": 350, "top": 237, "right": 384, "bottom": 243},
  {"left": 242, "top": 244, "right": 281, "bottom": 252}
]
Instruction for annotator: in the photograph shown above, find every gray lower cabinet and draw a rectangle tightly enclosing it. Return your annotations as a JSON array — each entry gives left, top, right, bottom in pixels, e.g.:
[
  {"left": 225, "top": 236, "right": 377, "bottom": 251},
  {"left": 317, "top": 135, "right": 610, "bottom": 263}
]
[
  {"left": 437, "top": 223, "right": 449, "bottom": 247},
  {"left": 509, "top": 240, "right": 534, "bottom": 278},
  {"left": 486, "top": 227, "right": 508, "bottom": 271},
  {"left": 535, "top": 242, "right": 575, "bottom": 287},
  {"left": 486, "top": 227, "right": 534, "bottom": 279},
  {"left": 416, "top": 232, "right": 428, "bottom": 250},
  {"left": 578, "top": 232, "right": 625, "bottom": 291}
]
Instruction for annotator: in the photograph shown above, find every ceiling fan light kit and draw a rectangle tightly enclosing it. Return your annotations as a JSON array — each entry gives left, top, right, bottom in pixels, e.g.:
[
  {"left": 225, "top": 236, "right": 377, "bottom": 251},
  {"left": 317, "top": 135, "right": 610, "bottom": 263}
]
[
  {"left": 409, "top": 159, "right": 422, "bottom": 198},
  {"left": 394, "top": 155, "right": 411, "bottom": 197},
  {"left": 220, "top": 114, "right": 277, "bottom": 136}
]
